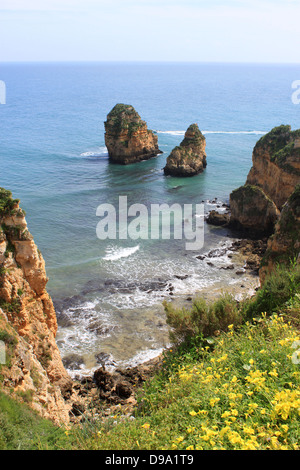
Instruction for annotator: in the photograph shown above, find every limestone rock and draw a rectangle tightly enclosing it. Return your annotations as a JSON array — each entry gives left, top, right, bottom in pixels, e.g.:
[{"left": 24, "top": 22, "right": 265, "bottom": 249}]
[
  {"left": 104, "top": 104, "right": 162, "bottom": 164},
  {"left": 0, "top": 188, "right": 72, "bottom": 424},
  {"left": 229, "top": 125, "right": 300, "bottom": 236},
  {"left": 206, "top": 210, "right": 230, "bottom": 227},
  {"left": 247, "top": 125, "right": 300, "bottom": 209},
  {"left": 164, "top": 124, "right": 207, "bottom": 176},
  {"left": 229, "top": 185, "right": 280, "bottom": 236},
  {"left": 259, "top": 184, "right": 300, "bottom": 283}
]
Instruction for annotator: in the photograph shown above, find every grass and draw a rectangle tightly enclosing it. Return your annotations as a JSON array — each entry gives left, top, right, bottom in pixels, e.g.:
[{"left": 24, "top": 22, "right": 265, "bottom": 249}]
[
  {"left": 0, "top": 391, "right": 67, "bottom": 450},
  {"left": 0, "top": 263, "right": 299, "bottom": 450},
  {"left": 65, "top": 308, "right": 300, "bottom": 450}
]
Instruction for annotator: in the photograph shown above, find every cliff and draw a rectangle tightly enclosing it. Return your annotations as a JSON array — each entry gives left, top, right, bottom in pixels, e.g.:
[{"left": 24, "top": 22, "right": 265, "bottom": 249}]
[
  {"left": 164, "top": 124, "right": 207, "bottom": 176},
  {"left": 104, "top": 104, "right": 162, "bottom": 164},
  {"left": 0, "top": 188, "right": 72, "bottom": 425},
  {"left": 247, "top": 125, "right": 300, "bottom": 209},
  {"left": 230, "top": 185, "right": 280, "bottom": 236},
  {"left": 259, "top": 184, "right": 300, "bottom": 283},
  {"left": 229, "top": 125, "right": 300, "bottom": 236}
]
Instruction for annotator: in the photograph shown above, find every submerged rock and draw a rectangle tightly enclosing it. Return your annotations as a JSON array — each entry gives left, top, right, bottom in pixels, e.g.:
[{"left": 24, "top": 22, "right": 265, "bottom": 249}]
[
  {"left": 104, "top": 103, "right": 162, "bottom": 164},
  {"left": 164, "top": 124, "right": 207, "bottom": 176}
]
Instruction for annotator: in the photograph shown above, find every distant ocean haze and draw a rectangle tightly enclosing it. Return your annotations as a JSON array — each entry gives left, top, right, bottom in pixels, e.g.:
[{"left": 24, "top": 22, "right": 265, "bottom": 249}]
[{"left": 1, "top": 62, "right": 299, "bottom": 374}]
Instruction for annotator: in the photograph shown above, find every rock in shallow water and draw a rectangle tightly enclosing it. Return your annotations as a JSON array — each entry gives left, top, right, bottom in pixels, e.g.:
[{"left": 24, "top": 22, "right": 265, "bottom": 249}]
[
  {"left": 164, "top": 123, "right": 207, "bottom": 176},
  {"left": 104, "top": 103, "right": 162, "bottom": 164}
]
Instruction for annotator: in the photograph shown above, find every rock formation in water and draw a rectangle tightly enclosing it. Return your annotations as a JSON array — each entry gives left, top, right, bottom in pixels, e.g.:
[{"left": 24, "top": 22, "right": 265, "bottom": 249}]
[
  {"left": 0, "top": 188, "right": 72, "bottom": 424},
  {"left": 164, "top": 124, "right": 207, "bottom": 176},
  {"left": 104, "top": 103, "right": 162, "bottom": 164},
  {"left": 259, "top": 184, "right": 300, "bottom": 282},
  {"left": 229, "top": 125, "right": 300, "bottom": 236}
]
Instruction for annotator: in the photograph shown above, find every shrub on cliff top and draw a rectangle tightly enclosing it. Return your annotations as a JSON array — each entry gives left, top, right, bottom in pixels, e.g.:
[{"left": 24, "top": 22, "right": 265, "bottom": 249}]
[
  {"left": 0, "top": 188, "right": 20, "bottom": 217},
  {"left": 163, "top": 293, "right": 242, "bottom": 345}
]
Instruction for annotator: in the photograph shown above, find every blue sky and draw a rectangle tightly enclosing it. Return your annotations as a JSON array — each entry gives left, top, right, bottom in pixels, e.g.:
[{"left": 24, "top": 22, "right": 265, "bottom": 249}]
[{"left": 0, "top": 0, "right": 300, "bottom": 62}]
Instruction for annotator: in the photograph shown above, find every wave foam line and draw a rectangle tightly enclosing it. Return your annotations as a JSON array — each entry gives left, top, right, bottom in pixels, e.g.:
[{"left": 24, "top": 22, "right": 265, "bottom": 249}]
[
  {"left": 156, "top": 130, "right": 267, "bottom": 136},
  {"left": 103, "top": 245, "right": 140, "bottom": 261}
]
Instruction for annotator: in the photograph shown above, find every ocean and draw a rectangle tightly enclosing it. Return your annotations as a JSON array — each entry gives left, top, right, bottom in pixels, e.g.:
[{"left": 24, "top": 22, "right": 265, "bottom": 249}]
[{"left": 1, "top": 62, "right": 299, "bottom": 374}]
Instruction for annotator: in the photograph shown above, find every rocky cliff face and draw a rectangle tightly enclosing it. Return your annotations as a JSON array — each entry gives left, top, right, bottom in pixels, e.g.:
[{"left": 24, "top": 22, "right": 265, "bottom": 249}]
[
  {"left": 259, "top": 184, "right": 300, "bottom": 282},
  {"left": 247, "top": 125, "right": 300, "bottom": 209},
  {"left": 104, "top": 104, "right": 162, "bottom": 164},
  {"left": 164, "top": 124, "right": 207, "bottom": 176},
  {"left": 0, "top": 188, "right": 72, "bottom": 425},
  {"left": 229, "top": 125, "right": 300, "bottom": 236},
  {"left": 230, "top": 185, "right": 280, "bottom": 236}
]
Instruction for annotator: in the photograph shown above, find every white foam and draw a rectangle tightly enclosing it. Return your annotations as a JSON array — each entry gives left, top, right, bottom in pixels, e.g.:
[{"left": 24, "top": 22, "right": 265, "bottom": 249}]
[
  {"left": 156, "top": 130, "right": 267, "bottom": 136},
  {"left": 103, "top": 245, "right": 140, "bottom": 261},
  {"left": 121, "top": 347, "right": 166, "bottom": 369},
  {"left": 80, "top": 146, "right": 108, "bottom": 157}
]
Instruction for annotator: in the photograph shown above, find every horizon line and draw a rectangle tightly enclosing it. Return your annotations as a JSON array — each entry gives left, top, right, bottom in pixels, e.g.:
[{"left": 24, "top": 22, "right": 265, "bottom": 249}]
[{"left": 1, "top": 60, "right": 300, "bottom": 66}]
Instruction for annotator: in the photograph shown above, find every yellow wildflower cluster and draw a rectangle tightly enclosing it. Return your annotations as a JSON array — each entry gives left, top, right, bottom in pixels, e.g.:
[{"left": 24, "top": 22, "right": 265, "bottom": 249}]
[
  {"left": 271, "top": 389, "right": 300, "bottom": 421},
  {"left": 169, "top": 313, "right": 300, "bottom": 450}
]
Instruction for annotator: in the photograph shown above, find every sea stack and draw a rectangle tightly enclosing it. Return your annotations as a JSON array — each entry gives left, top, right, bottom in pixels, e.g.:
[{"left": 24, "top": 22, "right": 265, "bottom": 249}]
[
  {"left": 104, "top": 104, "right": 162, "bottom": 164},
  {"left": 163, "top": 124, "right": 207, "bottom": 177}
]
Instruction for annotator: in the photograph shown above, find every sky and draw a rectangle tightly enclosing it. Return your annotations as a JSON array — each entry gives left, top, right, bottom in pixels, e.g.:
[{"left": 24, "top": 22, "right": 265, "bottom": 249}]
[{"left": 0, "top": 0, "right": 300, "bottom": 63}]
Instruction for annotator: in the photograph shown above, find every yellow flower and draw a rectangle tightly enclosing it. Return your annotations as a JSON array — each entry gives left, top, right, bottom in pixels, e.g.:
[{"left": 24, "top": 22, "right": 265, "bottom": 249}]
[
  {"left": 141, "top": 423, "right": 150, "bottom": 429},
  {"left": 189, "top": 410, "right": 197, "bottom": 416},
  {"left": 269, "top": 369, "right": 278, "bottom": 378},
  {"left": 186, "top": 445, "right": 194, "bottom": 450},
  {"left": 210, "top": 397, "right": 220, "bottom": 407},
  {"left": 243, "top": 426, "right": 255, "bottom": 435},
  {"left": 187, "top": 427, "right": 195, "bottom": 434}
]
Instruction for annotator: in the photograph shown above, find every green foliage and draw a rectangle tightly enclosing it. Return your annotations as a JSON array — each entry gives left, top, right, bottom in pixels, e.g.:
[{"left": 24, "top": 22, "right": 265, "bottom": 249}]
[
  {"left": 254, "top": 125, "right": 300, "bottom": 175},
  {"left": 105, "top": 103, "right": 144, "bottom": 137},
  {"left": 164, "top": 293, "right": 242, "bottom": 345},
  {"left": 245, "top": 262, "right": 300, "bottom": 319},
  {"left": 0, "top": 329, "right": 17, "bottom": 346},
  {"left": 65, "top": 312, "right": 300, "bottom": 450},
  {"left": 0, "top": 298, "right": 21, "bottom": 315},
  {"left": 0, "top": 391, "right": 67, "bottom": 450},
  {"left": 0, "top": 188, "right": 20, "bottom": 217}
]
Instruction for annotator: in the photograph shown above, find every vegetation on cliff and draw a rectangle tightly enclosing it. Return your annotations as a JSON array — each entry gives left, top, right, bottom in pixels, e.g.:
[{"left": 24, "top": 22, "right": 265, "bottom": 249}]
[
  {"left": 0, "top": 262, "right": 299, "bottom": 450},
  {"left": 104, "top": 104, "right": 161, "bottom": 164},
  {"left": 229, "top": 124, "right": 300, "bottom": 235},
  {"left": 164, "top": 124, "right": 207, "bottom": 177}
]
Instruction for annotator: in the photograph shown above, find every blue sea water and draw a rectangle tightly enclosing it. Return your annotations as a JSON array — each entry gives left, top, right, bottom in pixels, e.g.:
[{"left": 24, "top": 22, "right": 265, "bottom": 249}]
[{"left": 0, "top": 62, "right": 299, "bottom": 373}]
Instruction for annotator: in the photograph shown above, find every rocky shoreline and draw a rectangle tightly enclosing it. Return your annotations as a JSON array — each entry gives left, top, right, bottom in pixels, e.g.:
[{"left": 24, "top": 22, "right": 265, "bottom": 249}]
[{"left": 64, "top": 221, "right": 268, "bottom": 423}]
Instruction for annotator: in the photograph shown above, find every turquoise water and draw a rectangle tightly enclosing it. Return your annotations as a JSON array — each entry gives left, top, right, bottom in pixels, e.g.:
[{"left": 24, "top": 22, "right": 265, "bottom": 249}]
[{"left": 1, "top": 62, "right": 299, "bottom": 373}]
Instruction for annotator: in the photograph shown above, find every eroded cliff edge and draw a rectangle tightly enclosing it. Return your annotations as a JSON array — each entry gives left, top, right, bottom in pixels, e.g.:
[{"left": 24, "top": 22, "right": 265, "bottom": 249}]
[
  {"left": 0, "top": 188, "right": 73, "bottom": 425},
  {"left": 229, "top": 125, "right": 300, "bottom": 236}
]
